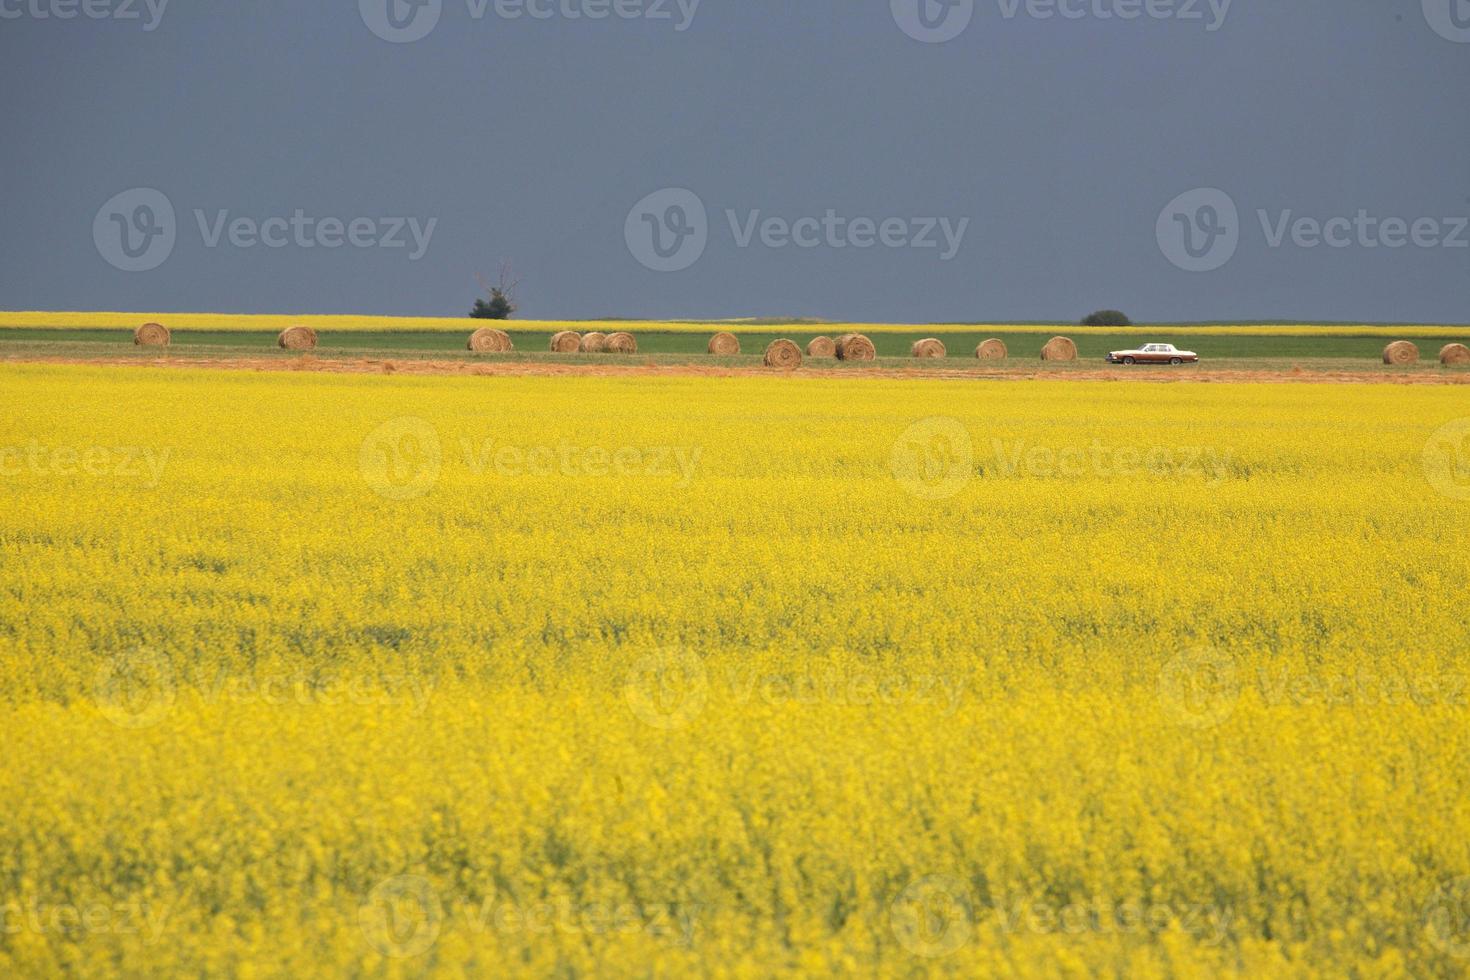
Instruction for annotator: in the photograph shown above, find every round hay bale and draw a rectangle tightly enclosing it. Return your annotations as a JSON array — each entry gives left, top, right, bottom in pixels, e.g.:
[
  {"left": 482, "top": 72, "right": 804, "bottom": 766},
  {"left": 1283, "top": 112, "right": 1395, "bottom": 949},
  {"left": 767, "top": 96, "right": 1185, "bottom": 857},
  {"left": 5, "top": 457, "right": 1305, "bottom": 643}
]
[
  {"left": 1040, "top": 336, "right": 1078, "bottom": 362},
  {"left": 975, "top": 338, "right": 1008, "bottom": 361},
  {"left": 549, "top": 330, "right": 582, "bottom": 353},
  {"left": 1439, "top": 343, "right": 1470, "bottom": 366},
  {"left": 467, "top": 327, "right": 513, "bottom": 353},
  {"left": 1383, "top": 341, "right": 1419, "bottom": 366},
  {"left": 707, "top": 332, "right": 741, "bottom": 356},
  {"left": 763, "top": 339, "right": 802, "bottom": 370},
  {"left": 580, "top": 331, "right": 608, "bottom": 353},
  {"left": 605, "top": 331, "right": 638, "bottom": 354},
  {"left": 910, "top": 338, "right": 947, "bottom": 359},
  {"left": 806, "top": 336, "right": 837, "bottom": 358},
  {"left": 133, "top": 322, "right": 171, "bottom": 347},
  {"left": 278, "top": 326, "right": 318, "bottom": 351},
  {"left": 835, "top": 333, "right": 876, "bottom": 361}
]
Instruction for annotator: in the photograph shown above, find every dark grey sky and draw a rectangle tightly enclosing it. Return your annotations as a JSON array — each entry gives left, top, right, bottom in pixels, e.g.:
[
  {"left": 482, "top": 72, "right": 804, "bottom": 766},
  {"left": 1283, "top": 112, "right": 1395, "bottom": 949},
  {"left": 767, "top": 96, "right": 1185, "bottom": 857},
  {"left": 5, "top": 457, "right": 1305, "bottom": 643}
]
[{"left": 2, "top": 1, "right": 1467, "bottom": 322}]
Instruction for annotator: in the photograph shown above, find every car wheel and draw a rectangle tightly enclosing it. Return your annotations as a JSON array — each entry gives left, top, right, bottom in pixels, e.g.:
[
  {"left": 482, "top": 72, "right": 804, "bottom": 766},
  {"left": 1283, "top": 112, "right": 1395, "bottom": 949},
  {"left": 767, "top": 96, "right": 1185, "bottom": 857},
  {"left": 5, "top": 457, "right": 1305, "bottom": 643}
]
[
  {"left": 1170, "top": 357, "right": 1182, "bottom": 365},
  {"left": 1123, "top": 356, "right": 1135, "bottom": 365}
]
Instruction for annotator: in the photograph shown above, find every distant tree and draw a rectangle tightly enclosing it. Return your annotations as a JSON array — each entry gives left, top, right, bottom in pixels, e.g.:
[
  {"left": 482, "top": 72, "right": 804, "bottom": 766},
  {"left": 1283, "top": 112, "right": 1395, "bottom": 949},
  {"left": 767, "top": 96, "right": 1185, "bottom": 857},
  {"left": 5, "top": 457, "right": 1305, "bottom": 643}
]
[
  {"left": 1082, "top": 310, "right": 1132, "bottom": 327},
  {"left": 470, "top": 263, "right": 519, "bottom": 319},
  {"left": 470, "top": 293, "right": 514, "bottom": 319}
]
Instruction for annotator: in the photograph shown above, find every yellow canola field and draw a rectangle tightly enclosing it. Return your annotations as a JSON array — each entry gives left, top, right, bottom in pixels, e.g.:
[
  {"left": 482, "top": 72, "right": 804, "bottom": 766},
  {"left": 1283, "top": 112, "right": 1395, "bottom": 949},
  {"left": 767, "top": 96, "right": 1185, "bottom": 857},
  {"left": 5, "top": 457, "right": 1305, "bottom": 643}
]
[
  {"left": 0, "top": 309, "right": 1466, "bottom": 337},
  {"left": 1, "top": 364, "right": 1469, "bottom": 977}
]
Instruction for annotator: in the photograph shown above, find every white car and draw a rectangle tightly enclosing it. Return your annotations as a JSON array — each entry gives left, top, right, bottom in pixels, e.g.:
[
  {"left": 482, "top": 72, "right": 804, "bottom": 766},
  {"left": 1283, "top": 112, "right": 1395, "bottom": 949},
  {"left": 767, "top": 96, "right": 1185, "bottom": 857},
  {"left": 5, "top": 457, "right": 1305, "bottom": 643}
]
[{"left": 1106, "top": 343, "right": 1199, "bottom": 365}]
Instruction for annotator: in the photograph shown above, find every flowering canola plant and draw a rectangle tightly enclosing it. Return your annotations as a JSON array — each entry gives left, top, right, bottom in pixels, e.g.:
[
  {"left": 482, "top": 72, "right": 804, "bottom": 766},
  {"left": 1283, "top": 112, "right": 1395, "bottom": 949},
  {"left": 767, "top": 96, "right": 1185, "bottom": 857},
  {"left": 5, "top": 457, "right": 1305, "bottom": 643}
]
[{"left": 0, "top": 363, "right": 1468, "bottom": 976}]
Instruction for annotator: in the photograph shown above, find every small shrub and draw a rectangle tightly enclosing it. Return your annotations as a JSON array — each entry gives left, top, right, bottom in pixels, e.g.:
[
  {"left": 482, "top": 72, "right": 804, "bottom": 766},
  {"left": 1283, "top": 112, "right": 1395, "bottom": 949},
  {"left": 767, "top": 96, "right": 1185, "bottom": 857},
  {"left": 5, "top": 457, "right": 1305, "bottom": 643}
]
[{"left": 1081, "top": 310, "right": 1131, "bottom": 327}]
